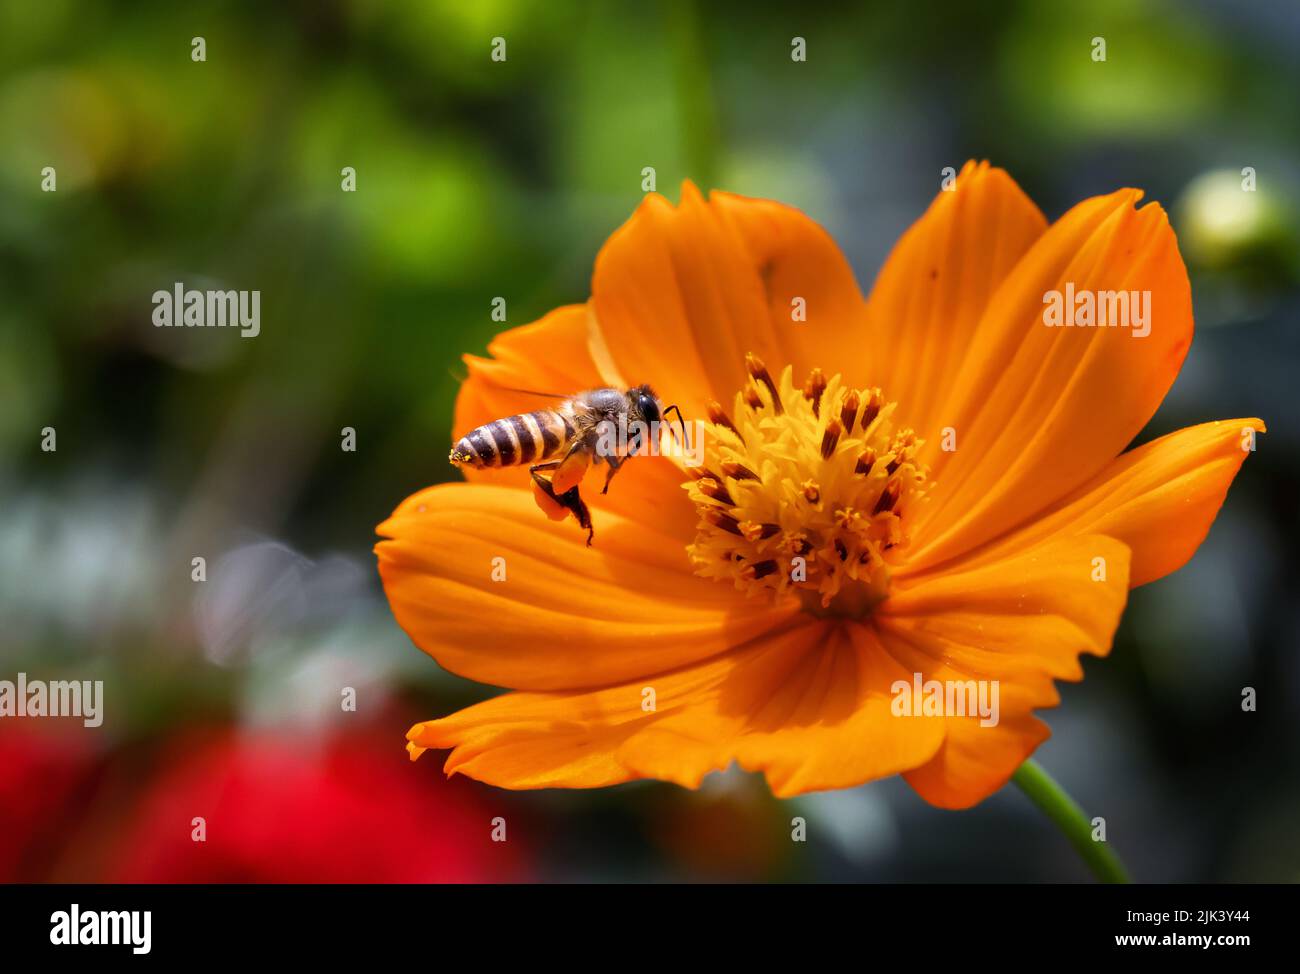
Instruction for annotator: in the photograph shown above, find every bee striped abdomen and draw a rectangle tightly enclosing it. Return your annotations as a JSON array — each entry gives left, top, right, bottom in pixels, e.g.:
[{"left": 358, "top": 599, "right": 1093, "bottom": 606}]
[{"left": 450, "top": 409, "right": 575, "bottom": 468}]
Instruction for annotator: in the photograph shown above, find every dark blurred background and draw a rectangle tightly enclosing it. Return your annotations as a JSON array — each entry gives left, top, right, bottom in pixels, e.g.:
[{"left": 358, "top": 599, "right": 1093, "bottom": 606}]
[{"left": 0, "top": 0, "right": 1297, "bottom": 882}]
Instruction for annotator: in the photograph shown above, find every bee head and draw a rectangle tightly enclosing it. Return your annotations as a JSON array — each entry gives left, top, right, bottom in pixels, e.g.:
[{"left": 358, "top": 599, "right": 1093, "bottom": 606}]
[{"left": 627, "top": 384, "right": 661, "bottom": 427}]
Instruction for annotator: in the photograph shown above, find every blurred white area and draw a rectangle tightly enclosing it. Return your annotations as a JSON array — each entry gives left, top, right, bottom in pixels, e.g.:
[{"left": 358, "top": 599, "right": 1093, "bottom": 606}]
[
  {"left": 0, "top": 477, "right": 440, "bottom": 737},
  {"left": 795, "top": 786, "right": 900, "bottom": 865},
  {"left": 0, "top": 479, "right": 159, "bottom": 654},
  {"left": 195, "top": 541, "right": 362, "bottom": 666}
]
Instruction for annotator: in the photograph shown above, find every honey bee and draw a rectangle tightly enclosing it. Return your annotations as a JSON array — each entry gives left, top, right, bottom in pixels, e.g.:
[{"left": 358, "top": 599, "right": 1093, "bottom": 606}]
[{"left": 449, "top": 385, "right": 685, "bottom": 545}]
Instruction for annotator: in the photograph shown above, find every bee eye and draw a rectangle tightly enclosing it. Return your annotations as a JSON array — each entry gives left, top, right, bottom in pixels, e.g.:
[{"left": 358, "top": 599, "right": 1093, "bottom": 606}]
[{"left": 638, "top": 395, "right": 660, "bottom": 426}]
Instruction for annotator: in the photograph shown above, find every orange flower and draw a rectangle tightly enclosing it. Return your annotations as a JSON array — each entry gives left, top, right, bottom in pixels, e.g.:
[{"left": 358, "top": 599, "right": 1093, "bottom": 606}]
[{"left": 377, "top": 161, "right": 1263, "bottom": 808}]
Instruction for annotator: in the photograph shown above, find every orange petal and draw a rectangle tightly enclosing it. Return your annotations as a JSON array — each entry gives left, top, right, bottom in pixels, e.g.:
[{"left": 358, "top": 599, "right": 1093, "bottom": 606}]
[
  {"left": 910, "top": 418, "right": 1266, "bottom": 588},
  {"left": 588, "top": 182, "right": 869, "bottom": 422},
  {"left": 408, "top": 618, "right": 947, "bottom": 797},
  {"left": 376, "top": 483, "right": 800, "bottom": 692},
  {"left": 864, "top": 160, "right": 1047, "bottom": 436},
  {"left": 877, "top": 533, "right": 1132, "bottom": 808},
  {"left": 908, "top": 189, "right": 1194, "bottom": 569},
  {"left": 708, "top": 189, "right": 870, "bottom": 383}
]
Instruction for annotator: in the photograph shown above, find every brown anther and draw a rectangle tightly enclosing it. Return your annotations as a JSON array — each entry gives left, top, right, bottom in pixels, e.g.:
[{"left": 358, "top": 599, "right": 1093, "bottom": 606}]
[
  {"left": 860, "top": 389, "right": 882, "bottom": 430},
  {"left": 885, "top": 455, "right": 902, "bottom": 476},
  {"left": 801, "top": 480, "right": 821, "bottom": 504},
  {"left": 740, "top": 559, "right": 779, "bottom": 581},
  {"left": 840, "top": 390, "right": 860, "bottom": 432},
  {"left": 834, "top": 538, "right": 849, "bottom": 561},
  {"left": 707, "top": 400, "right": 743, "bottom": 442},
  {"left": 743, "top": 385, "right": 763, "bottom": 410},
  {"left": 791, "top": 537, "right": 814, "bottom": 556},
  {"left": 698, "top": 477, "right": 734, "bottom": 506},
  {"left": 873, "top": 480, "right": 900, "bottom": 515},
  {"left": 721, "top": 460, "right": 759, "bottom": 482},
  {"left": 802, "top": 368, "right": 827, "bottom": 417},
  {"left": 745, "top": 353, "right": 783, "bottom": 414},
  {"left": 703, "top": 508, "right": 744, "bottom": 535},
  {"left": 820, "top": 418, "right": 843, "bottom": 460},
  {"left": 855, "top": 448, "right": 877, "bottom": 475}
]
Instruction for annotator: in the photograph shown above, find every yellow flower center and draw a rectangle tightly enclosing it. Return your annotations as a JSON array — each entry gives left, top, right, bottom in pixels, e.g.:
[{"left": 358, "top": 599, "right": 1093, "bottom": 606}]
[{"left": 684, "top": 354, "right": 931, "bottom": 617}]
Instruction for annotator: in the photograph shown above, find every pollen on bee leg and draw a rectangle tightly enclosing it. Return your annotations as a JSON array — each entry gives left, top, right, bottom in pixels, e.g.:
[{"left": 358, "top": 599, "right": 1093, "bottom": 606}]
[
  {"left": 531, "top": 479, "right": 570, "bottom": 520},
  {"left": 684, "top": 358, "right": 933, "bottom": 615}
]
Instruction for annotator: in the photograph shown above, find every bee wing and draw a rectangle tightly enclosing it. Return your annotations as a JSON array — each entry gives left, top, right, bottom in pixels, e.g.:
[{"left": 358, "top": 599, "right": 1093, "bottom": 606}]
[
  {"left": 551, "top": 446, "right": 591, "bottom": 494},
  {"left": 447, "top": 361, "right": 568, "bottom": 400},
  {"left": 499, "top": 384, "right": 566, "bottom": 397},
  {"left": 492, "top": 383, "right": 570, "bottom": 400}
]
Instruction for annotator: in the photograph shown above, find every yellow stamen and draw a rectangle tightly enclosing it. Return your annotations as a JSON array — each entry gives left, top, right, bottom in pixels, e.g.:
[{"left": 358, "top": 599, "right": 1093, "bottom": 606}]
[{"left": 685, "top": 359, "right": 932, "bottom": 614}]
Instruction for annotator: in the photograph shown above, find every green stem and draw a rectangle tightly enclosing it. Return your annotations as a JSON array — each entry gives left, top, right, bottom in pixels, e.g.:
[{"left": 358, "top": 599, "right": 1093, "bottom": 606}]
[{"left": 1012, "top": 759, "right": 1131, "bottom": 883}]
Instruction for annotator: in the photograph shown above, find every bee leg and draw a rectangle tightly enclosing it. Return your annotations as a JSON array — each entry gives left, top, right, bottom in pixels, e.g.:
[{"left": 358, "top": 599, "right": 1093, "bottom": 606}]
[
  {"left": 562, "top": 486, "right": 594, "bottom": 546},
  {"left": 531, "top": 464, "right": 595, "bottom": 545},
  {"left": 529, "top": 461, "right": 563, "bottom": 501},
  {"left": 600, "top": 456, "right": 624, "bottom": 495}
]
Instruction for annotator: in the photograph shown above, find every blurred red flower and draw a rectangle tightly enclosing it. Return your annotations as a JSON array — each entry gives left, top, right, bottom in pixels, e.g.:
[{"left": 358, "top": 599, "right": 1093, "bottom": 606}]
[
  {"left": 0, "top": 724, "right": 100, "bottom": 881},
  {"left": 110, "top": 728, "right": 529, "bottom": 883}
]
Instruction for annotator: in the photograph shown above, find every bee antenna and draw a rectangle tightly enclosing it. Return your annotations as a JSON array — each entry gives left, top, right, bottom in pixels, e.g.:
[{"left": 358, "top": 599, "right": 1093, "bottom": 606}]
[{"left": 664, "top": 404, "right": 688, "bottom": 453}]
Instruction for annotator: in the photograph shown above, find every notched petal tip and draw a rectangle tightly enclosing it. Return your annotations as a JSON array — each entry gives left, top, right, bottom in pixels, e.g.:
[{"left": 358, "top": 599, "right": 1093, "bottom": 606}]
[{"left": 406, "top": 724, "right": 431, "bottom": 761}]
